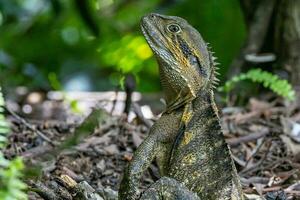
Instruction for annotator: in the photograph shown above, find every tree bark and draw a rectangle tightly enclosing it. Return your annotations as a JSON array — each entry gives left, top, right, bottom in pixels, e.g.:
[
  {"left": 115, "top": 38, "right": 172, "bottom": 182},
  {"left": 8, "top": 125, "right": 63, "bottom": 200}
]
[
  {"left": 239, "top": 0, "right": 260, "bottom": 27},
  {"left": 227, "top": 0, "right": 276, "bottom": 78},
  {"left": 229, "top": 0, "right": 300, "bottom": 105},
  {"left": 274, "top": 0, "right": 300, "bottom": 105}
]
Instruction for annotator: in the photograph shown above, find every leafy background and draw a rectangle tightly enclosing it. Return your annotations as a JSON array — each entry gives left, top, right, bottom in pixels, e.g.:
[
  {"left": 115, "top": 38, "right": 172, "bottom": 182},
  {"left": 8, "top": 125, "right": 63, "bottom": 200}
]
[{"left": 0, "top": 0, "right": 245, "bottom": 92}]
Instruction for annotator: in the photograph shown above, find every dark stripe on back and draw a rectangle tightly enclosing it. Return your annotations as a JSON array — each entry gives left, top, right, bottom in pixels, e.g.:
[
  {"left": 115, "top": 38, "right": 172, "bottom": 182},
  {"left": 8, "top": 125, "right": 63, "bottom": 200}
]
[{"left": 169, "top": 123, "right": 186, "bottom": 164}]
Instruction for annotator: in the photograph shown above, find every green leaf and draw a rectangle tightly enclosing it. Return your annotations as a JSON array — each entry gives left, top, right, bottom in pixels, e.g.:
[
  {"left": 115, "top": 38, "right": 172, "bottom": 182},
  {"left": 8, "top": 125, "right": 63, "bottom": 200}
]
[{"left": 218, "top": 68, "right": 296, "bottom": 101}]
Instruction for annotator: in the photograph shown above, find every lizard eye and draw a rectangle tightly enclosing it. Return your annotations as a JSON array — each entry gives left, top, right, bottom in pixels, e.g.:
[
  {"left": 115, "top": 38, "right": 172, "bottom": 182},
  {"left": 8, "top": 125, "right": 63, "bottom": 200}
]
[{"left": 167, "top": 24, "right": 181, "bottom": 33}]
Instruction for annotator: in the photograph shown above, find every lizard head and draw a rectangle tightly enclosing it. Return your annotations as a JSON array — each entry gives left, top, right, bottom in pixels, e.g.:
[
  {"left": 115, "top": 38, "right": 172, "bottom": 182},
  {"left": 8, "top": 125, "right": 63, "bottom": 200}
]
[{"left": 141, "top": 13, "right": 218, "bottom": 111}]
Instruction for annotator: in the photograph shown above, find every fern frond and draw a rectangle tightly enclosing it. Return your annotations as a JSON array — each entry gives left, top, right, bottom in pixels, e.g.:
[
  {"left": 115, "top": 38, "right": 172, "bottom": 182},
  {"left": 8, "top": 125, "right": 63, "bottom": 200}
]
[
  {"left": 0, "top": 87, "right": 27, "bottom": 200},
  {"left": 218, "top": 68, "right": 296, "bottom": 101}
]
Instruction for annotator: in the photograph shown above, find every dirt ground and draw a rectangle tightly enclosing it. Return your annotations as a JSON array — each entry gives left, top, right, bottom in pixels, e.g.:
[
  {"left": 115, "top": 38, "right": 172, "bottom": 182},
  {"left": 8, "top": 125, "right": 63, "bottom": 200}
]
[{"left": 4, "top": 91, "right": 300, "bottom": 200}]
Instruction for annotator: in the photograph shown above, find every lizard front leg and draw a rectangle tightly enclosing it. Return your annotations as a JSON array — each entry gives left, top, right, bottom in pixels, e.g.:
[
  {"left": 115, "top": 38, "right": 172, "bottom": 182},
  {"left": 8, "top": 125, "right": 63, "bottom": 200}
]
[{"left": 119, "top": 129, "right": 162, "bottom": 200}]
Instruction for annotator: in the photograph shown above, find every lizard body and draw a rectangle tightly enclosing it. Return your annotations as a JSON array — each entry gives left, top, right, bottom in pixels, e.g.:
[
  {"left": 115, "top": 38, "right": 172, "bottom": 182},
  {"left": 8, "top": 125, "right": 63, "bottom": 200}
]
[{"left": 119, "top": 13, "right": 244, "bottom": 200}]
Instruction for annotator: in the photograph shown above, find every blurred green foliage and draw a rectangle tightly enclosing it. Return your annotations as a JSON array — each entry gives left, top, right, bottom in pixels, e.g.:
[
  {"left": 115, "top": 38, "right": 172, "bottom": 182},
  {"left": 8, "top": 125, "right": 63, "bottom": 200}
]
[
  {"left": 0, "top": 87, "right": 27, "bottom": 199},
  {"left": 0, "top": 0, "right": 245, "bottom": 92}
]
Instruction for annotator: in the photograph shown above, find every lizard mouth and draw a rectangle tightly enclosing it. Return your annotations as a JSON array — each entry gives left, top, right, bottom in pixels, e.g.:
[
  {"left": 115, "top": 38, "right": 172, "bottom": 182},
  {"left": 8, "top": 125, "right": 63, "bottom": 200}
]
[{"left": 140, "top": 15, "right": 171, "bottom": 56}]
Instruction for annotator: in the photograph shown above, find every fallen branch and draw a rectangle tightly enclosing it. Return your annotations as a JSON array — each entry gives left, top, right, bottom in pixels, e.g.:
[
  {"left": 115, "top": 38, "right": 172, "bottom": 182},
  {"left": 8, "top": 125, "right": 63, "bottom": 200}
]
[
  {"left": 226, "top": 130, "right": 268, "bottom": 147},
  {"left": 5, "top": 106, "right": 56, "bottom": 146},
  {"left": 132, "top": 103, "right": 153, "bottom": 128}
]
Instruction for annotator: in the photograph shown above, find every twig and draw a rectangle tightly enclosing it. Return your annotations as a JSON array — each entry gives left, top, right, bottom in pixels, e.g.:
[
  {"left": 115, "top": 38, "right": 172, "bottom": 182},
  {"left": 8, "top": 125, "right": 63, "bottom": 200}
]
[
  {"left": 231, "top": 154, "right": 246, "bottom": 167},
  {"left": 21, "top": 144, "right": 52, "bottom": 158},
  {"left": 239, "top": 140, "right": 272, "bottom": 175},
  {"left": 285, "top": 181, "right": 300, "bottom": 193},
  {"left": 244, "top": 138, "right": 266, "bottom": 168},
  {"left": 5, "top": 106, "right": 56, "bottom": 146},
  {"left": 28, "top": 181, "right": 59, "bottom": 200},
  {"left": 110, "top": 88, "right": 119, "bottom": 115},
  {"left": 132, "top": 103, "right": 153, "bottom": 128},
  {"left": 240, "top": 176, "right": 269, "bottom": 185},
  {"left": 226, "top": 130, "right": 268, "bottom": 147},
  {"left": 29, "top": 175, "right": 106, "bottom": 200}
]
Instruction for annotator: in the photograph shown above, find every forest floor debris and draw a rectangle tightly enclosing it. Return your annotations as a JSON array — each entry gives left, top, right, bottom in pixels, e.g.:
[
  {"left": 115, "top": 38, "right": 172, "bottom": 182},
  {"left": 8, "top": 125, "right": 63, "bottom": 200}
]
[{"left": 3, "top": 93, "right": 300, "bottom": 200}]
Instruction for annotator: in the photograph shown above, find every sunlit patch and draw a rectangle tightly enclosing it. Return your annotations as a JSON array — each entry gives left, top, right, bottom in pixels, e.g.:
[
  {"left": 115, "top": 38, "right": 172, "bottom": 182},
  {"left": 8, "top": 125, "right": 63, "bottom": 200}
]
[
  {"left": 27, "top": 92, "right": 43, "bottom": 104},
  {"left": 136, "top": 43, "right": 152, "bottom": 60},
  {"left": 99, "top": 34, "right": 154, "bottom": 74}
]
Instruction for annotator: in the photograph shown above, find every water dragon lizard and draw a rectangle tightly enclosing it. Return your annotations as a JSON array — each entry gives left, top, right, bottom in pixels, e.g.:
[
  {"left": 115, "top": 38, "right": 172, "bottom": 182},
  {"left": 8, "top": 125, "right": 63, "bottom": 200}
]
[{"left": 119, "top": 13, "right": 244, "bottom": 200}]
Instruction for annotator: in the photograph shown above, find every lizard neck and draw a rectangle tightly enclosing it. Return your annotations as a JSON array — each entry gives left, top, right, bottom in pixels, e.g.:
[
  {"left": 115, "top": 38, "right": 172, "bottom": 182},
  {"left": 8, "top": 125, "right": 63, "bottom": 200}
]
[
  {"left": 192, "top": 89, "right": 219, "bottom": 120},
  {"left": 169, "top": 89, "right": 221, "bottom": 163}
]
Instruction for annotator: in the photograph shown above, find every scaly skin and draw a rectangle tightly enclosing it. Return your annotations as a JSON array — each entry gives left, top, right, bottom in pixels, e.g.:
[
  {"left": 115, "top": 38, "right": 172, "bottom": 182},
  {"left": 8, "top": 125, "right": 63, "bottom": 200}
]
[{"left": 119, "top": 13, "right": 244, "bottom": 200}]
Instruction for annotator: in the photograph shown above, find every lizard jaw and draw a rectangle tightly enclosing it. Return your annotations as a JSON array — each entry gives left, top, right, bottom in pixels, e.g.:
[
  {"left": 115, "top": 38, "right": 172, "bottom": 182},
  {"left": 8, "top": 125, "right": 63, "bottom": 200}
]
[{"left": 140, "top": 15, "right": 174, "bottom": 61}]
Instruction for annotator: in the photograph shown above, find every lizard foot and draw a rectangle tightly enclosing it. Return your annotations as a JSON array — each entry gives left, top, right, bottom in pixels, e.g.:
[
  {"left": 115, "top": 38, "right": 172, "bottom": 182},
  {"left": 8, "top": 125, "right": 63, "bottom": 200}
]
[{"left": 140, "top": 177, "right": 200, "bottom": 200}]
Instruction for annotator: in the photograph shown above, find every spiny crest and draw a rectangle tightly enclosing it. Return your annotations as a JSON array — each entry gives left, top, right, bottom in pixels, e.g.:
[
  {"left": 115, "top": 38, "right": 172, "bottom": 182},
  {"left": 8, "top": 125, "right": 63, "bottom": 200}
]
[{"left": 207, "top": 46, "right": 221, "bottom": 90}]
